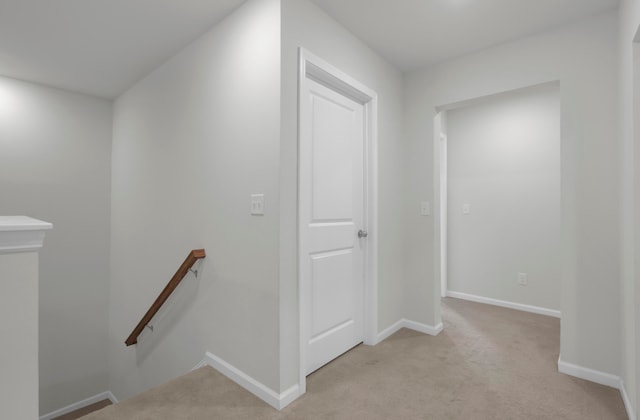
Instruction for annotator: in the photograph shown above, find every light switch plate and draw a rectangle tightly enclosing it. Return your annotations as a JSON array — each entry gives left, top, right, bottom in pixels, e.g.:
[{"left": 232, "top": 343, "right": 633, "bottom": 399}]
[
  {"left": 421, "top": 201, "right": 430, "bottom": 216},
  {"left": 518, "top": 272, "right": 528, "bottom": 286},
  {"left": 251, "top": 194, "right": 264, "bottom": 215}
]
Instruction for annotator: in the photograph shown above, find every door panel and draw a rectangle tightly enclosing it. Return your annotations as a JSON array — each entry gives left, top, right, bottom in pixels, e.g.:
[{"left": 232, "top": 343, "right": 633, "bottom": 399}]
[
  {"left": 301, "top": 78, "right": 365, "bottom": 375},
  {"left": 310, "top": 250, "right": 354, "bottom": 338},
  {"left": 311, "top": 94, "right": 355, "bottom": 221}
]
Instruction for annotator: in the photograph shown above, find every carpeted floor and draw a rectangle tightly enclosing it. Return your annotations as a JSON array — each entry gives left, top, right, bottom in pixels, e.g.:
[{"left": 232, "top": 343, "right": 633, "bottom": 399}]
[{"left": 82, "top": 298, "right": 627, "bottom": 419}]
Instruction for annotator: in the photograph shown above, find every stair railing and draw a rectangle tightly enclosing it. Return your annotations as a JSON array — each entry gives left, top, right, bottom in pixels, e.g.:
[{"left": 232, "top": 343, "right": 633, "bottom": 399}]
[{"left": 125, "top": 249, "right": 206, "bottom": 346}]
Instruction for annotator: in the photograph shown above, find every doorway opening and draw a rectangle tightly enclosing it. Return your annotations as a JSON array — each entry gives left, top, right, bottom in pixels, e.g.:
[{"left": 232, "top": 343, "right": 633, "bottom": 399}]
[{"left": 435, "top": 83, "right": 562, "bottom": 319}]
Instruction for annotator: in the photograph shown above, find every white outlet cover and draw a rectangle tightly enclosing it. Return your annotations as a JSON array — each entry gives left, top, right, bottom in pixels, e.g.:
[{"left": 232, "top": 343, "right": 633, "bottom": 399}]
[
  {"left": 251, "top": 194, "right": 264, "bottom": 215},
  {"left": 462, "top": 204, "right": 471, "bottom": 215}
]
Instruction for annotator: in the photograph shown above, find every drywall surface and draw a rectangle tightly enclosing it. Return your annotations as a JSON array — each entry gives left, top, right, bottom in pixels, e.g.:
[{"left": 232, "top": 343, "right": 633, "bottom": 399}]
[
  {"left": 446, "top": 84, "right": 561, "bottom": 311},
  {"left": 405, "top": 12, "right": 620, "bottom": 375},
  {"left": 280, "top": 0, "right": 405, "bottom": 391},
  {"left": 0, "top": 252, "right": 39, "bottom": 420},
  {"left": 0, "top": 77, "right": 112, "bottom": 414},
  {"left": 619, "top": 0, "right": 640, "bottom": 414},
  {"left": 109, "top": 0, "right": 282, "bottom": 399}
]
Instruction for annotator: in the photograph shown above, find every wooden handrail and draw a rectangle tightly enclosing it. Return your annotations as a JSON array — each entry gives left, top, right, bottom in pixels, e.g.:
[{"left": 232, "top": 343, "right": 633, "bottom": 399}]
[{"left": 125, "top": 249, "right": 206, "bottom": 346}]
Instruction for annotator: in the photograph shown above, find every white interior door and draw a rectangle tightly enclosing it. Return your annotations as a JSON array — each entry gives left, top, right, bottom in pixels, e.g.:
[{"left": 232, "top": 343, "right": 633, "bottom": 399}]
[{"left": 300, "top": 77, "right": 366, "bottom": 375}]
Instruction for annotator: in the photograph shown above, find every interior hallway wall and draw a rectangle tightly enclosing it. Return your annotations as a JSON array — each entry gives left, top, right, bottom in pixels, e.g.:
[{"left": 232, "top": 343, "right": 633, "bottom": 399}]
[
  {"left": 0, "top": 76, "right": 112, "bottom": 414},
  {"left": 109, "top": 0, "right": 282, "bottom": 400},
  {"left": 619, "top": 0, "right": 640, "bottom": 416},
  {"left": 446, "top": 84, "right": 561, "bottom": 311},
  {"left": 280, "top": 0, "right": 406, "bottom": 391},
  {"left": 404, "top": 11, "right": 620, "bottom": 376}
]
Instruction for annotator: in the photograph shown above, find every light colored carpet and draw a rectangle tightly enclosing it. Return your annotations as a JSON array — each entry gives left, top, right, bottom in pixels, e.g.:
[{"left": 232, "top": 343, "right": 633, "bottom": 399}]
[{"left": 82, "top": 298, "right": 627, "bottom": 419}]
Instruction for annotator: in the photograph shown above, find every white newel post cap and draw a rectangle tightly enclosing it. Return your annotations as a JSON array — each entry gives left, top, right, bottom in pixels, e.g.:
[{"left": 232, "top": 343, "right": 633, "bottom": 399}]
[{"left": 0, "top": 216, "right": 53, "bottom": 254}]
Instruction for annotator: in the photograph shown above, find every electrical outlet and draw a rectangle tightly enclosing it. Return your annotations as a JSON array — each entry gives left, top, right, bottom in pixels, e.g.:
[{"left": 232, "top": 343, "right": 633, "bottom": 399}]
[
  {"left": 517, "top": 272, "right": 528, "bottom": 286},
  {"left": 462, "top": 204, "right": 471, "bottom": 215},
  {"left": 251, "top": 194, "right": 264, "bottom": 215}
]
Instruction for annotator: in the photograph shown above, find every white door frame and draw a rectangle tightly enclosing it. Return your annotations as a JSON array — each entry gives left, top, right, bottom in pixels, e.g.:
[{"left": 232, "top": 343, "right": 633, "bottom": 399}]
[
  {"left": 298, "top": 48, "right": 378, "bottom": 395},
  {"left": 434, "top": 112, "right": 447, "bottom": 298}
]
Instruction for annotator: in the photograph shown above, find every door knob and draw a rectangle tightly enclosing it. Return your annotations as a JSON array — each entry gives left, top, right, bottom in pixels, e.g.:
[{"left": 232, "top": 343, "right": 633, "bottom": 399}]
[{"left": 358, "top": 230, "right": 368, "bottom": 239}]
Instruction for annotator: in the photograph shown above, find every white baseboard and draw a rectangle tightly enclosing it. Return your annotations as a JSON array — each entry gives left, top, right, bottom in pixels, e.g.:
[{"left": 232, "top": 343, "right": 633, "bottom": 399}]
[
  {"left": 403, "top": 319, "right": 444, "bottom": 336},
  {"left": 620, "top": 380, "right": 637, "bottom": 420},
  {"left": 446, "top": 291, "right": 561, "bottom": 318},
  {"left": 197, "top": 352, "right": 301, "bottom": 411},
  {"left": 374, "top": 319, "right": 405, "bottom": 344},
  {"left": 558, "top": 356, "right": 636, "bottom": 420},
  {"left": 374, "top": 318, "right": 443, "bottom": 344},
  {"left": 40, "top": 391, "right": 118, "bottom": 420},
  {"left": 557, "top": 356, "right": 620, "bottom": 388}
]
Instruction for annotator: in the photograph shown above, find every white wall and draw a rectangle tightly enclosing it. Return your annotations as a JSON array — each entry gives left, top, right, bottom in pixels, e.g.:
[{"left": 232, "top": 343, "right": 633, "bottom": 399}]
[
  {"left": 619, "top": 0, "right": 640, "bottom": 415},
  {"left": 0, "top": 77, "right": 112, "bottom": 414},
  {"left": 446, "top": 84, "right": 561, "bottom": 311},
  {"left": 109, "top": 0, "right": 282, "bottom": 399},
  {"left": 405, "top": 12, "right": 620, "bottom": 375},
  {"left": 280, "top": 0, "right": 406, "bottom": 391},
  {"left": 0, "top": 252, "right": 39, "bottom": 420}
]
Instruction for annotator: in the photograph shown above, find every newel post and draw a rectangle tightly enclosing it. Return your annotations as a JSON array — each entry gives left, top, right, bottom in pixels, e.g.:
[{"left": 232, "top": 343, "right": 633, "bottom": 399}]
[{"left": 0, "top": 216, "right": 53, "bottom": 419}]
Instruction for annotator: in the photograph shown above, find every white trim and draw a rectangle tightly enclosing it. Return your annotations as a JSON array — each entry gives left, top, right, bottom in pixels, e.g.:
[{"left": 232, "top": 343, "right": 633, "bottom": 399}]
[
  {"left": 39, "top": 391, "right": 117, "bottom": 420},
  {"left": 433, "top": 113, "right": 448, "bottom": 300},
  {"left": 363, "top": 94, "right": 379, "bottom": 347},
  {"left": 197, "top": 352, "right": 301, "bottom": 411},
  {"left": 446, "top": 290, "right": 561, "bottom": 318},
  {"left": 0, "top": 216, "right": 52, "bottom": 255},
  {"left": 302, "top": 52, "right": 378, "bottom": 103},
  {"left": 620, "top": 380, "right": 637, "bottom": 420},
  {"left": 557, "top": 357, "right": 636, "bottom": 420},
  {"left": 373, "top": 319, "right": 444, "bottom": 345},
  {"left": 374, "top": 319, "right": 405, "bottom": 344},
  {"left": 298, "top": 48, "right": 379, "bottom": 396},
  {"left": 557, "top": 356, "right": 620, "bottom": 388},
  {"left": 403, "top": 319, "right": 444, "bottom": 336},
  {"left": 0, "top": 216, "right": 53, "bottom": 231}
]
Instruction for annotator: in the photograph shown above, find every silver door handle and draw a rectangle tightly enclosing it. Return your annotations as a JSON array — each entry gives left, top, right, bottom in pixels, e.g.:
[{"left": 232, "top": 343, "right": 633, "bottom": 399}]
[{"left": 358, "top": 230, "right": 368, "bottom": 239}]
